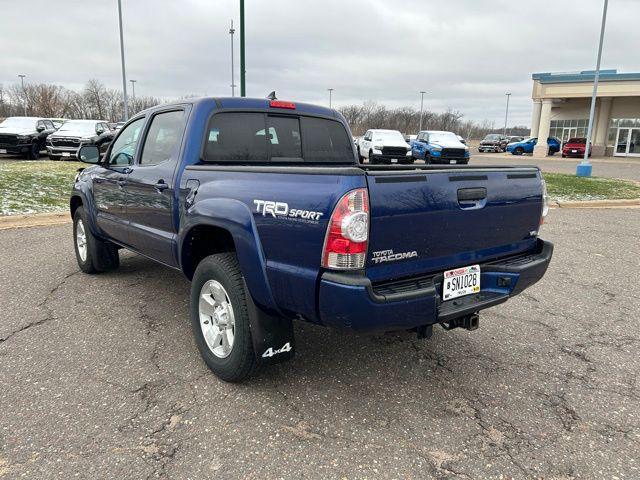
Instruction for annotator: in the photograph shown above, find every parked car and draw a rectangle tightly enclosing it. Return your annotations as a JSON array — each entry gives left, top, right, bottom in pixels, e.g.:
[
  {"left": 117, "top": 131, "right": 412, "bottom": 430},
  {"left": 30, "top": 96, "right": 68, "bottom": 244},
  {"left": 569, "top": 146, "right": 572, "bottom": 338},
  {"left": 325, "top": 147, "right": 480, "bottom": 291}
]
[
  {"left": 46, "top": 119, "right": 114, "bottom": 160},
  {"left": 504, "top": 136, "right": 524, "bottom": 147},
  {"left": 562, "top": 138, "right": 591, "bottom": 158},
  {"left": 404, "top": 134, "right": 417, "bottom": 144},
  {"left": 410, "top": 130, "right": 470, "bottom": 164},
  {"left": 358, "top": 129, "right": 412, "bottom": 164},
  {"left": 478, "top": 134, "right": 505, "bottom": 153},
  {"left": 0, "top": 116, "right": 56, "bottom": 159},
  {"left": 506, "top": 137, "right": 561, "bottom": 156},
  {"left": 114, "top": 121, "right": 126, "bottom": 131},
  {"left": 71, "top": 97, "right": 552, "bottom": 382}
]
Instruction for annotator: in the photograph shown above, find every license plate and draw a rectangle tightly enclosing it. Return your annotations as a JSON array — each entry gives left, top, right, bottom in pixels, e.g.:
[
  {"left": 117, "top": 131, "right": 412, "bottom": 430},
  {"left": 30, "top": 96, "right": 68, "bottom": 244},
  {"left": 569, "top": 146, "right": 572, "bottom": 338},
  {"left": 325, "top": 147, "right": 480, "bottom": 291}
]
[
  {"left": 62, "top": 152, "right": 71, "bottom": 157},
  {"left": 443, "top": 265, "right": 480, "bottom": 301},
  {"left": 571, "top": 149, "right": 577, "bottom": 153},
  {"left": 450, "top": 160, "right": 456, "bottom": 164},
  {"left": 0, "top": 149, "right": 6, "bottom": 154},
  {"left": 391, "top": 158, "right": 398, "bottom": 163}
]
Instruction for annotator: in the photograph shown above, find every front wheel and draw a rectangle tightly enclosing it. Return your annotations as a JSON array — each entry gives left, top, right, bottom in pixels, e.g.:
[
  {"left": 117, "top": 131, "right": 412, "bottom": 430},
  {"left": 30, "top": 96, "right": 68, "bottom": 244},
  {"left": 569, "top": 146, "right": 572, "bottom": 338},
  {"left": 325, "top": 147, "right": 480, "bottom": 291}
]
[
  {"left": 73, "top": 206, "right": 120, "bottom": 273},
  {"left": 190, "top": 253, "right": 256, "bottom": 382},
  {"left": 514, "top": 147, "right": 524, "bottom": 156},
  {"left": 26, "top": 141, "right": 40, "bottom": 160}
]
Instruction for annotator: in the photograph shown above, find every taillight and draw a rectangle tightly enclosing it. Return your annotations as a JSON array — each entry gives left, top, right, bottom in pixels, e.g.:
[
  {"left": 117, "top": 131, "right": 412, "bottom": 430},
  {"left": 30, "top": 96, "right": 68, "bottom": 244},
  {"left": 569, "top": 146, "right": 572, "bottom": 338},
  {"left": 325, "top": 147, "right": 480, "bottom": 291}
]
[
  {"left": 540, "top": 178, "right": 549, "bottom": 225},
  {"left": 269, "top": 100, "right": 296, "bottom": 109},
  {"left": 321, "top": 188, "right": 369, "bottom": 270}
]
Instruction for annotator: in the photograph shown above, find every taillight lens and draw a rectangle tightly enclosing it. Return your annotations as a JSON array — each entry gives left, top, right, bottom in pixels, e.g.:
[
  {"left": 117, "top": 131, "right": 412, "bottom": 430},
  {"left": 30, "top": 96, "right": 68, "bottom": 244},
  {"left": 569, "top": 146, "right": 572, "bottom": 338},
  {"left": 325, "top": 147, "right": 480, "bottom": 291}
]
[
  {"left": 322, "top": 189, "right": 369, "bottom": 270},
  {"left": 540, "top": 178, "right": 549, "bottom": 225}
]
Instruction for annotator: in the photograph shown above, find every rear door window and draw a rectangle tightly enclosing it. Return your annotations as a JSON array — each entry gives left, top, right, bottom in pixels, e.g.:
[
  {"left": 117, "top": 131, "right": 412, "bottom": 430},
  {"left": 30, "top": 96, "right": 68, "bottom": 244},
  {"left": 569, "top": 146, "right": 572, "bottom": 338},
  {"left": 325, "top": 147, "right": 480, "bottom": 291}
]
[{"left": 139, "top": 110, "right": 186, "bottom": 166}]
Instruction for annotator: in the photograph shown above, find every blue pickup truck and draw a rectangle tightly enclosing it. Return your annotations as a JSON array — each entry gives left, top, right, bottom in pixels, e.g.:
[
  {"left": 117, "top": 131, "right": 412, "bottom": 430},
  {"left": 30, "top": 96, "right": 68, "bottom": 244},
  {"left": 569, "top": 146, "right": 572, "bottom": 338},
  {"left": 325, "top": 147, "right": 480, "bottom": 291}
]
[
  {"left": 410, "top": 130, "right": 470, "bottom": 164},
  {"left": 71, "top": 97, "right": 553, "bottom": 382}
]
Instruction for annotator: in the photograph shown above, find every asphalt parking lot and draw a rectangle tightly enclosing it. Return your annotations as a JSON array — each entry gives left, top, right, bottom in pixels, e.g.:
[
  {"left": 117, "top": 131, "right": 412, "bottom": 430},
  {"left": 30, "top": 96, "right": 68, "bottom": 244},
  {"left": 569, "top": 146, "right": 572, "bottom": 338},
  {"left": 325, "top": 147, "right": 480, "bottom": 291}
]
[
  {"left": 473, "top": 152, "right": 640, "bottom": 182},
  {"left": 1, "top": 208, "right": 639, "bottom": 479}
]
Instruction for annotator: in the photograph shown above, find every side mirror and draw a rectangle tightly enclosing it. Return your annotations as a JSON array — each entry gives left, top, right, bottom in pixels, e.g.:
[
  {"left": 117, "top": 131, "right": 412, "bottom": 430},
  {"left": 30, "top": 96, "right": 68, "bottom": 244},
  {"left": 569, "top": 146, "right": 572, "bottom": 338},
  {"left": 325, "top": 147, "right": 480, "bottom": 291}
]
[
  {"left": 78, "top": 145, "right": 100, "bottom": 164},
  {"left": 96, "top": 127, "right": 104, "bottom": 135},
  {"left": 36, "top": 125, "right": 45, "bottom": 132}
]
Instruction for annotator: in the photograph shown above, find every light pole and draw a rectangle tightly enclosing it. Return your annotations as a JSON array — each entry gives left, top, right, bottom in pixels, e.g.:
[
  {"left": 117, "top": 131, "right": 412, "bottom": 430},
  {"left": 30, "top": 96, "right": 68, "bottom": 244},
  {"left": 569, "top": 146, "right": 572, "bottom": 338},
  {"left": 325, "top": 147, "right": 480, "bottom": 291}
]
[
  {"left": 503, "top": 93, "right": 511, "bottom": 136},
  {"left": 130, "top": 79, "right": 136, "bottom": 101},
  {"left": 18, "top": 74, "right": 26, "bottom": 116},
  {"left": 240, "top": 0, "right": 246, "bottom": 97},
  {"left": 328, "top": 88, "right": 333, "bottom": 108},
  {"left": 229, "top": 20, "right": 236, "bottom": 97},
  {"left": 419, "top": 91, "right": 426, "bottom": 131},
  {"left": 577, "top": 0, "right": 608, "bottom": 177},
  {"left": 117, "top": 0, "right": 129, "bottom": 121}
]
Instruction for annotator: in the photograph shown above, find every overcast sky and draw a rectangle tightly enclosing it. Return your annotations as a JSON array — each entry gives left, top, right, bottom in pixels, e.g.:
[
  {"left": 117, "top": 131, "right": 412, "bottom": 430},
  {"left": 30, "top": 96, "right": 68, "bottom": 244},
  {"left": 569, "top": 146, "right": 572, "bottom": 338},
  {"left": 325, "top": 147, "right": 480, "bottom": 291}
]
[{"left": 1, "top": 0, "right": 639, "bottom": 126}]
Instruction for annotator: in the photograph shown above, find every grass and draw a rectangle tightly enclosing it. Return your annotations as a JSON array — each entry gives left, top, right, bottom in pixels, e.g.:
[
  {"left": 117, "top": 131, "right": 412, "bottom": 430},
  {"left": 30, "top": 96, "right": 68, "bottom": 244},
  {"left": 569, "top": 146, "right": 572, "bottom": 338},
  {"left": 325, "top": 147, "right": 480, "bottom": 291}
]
[
  {"left": 543, "top": 172, "right": 640, "bottom": 202},
  {"left": 1, "top": 160, "right": 639, "bottom": 216},
  {"left": 0, "top": 160, "right": 82, "bottom": 216}
]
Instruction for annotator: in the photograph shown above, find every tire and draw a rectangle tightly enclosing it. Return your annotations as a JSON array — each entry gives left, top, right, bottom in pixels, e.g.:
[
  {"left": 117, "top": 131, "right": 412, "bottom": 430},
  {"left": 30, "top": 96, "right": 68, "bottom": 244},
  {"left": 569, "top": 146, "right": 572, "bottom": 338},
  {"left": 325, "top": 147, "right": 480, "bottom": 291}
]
[
  {"left": 73, "top": 206, "right": 120, "bottom": 274},
  {"left": 190, "top": 253, "right": 256, "bottom": 382},
  {"left": 357, "top": 147, "right": 364, "bottom": 162},
  {"left": 514, "top": 147, "right": 524, "bottom": 156},
  {"left": 562, "top": 154, "right": 566, "bottom": 158},
  {"left": 48, "top": 154, "right": 61, "bottom": 161},
  {"left": 26, "top": 141, "right": 40, "bottom": 160},
  {"left": 424, "top": 153, "right": 432, "bottom": 164}
]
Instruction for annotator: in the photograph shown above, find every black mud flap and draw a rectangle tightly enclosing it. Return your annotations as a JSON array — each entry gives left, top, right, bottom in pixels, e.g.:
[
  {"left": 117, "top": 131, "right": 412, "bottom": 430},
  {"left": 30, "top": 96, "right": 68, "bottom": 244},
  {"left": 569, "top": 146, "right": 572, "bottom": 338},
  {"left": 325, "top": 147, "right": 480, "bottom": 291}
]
[{"left": 244, "top": 283, "right": 295, "bottom": 366}]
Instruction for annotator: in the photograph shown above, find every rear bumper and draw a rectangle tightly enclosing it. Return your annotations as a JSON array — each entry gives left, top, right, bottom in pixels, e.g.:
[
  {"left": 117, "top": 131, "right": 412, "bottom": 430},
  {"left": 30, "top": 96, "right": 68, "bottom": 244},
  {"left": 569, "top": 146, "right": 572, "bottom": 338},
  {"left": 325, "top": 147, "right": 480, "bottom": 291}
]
[{"left": 318, "top": 239, "right": 553, "bottom": 332}]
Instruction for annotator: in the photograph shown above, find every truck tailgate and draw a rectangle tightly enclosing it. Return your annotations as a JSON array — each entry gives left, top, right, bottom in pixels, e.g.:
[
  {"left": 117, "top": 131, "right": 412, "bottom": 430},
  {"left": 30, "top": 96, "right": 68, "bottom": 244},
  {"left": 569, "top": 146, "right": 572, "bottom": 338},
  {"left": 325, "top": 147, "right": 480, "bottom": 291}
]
[{"left": 364, "top": 168, "right": 543, "bottom": 282}]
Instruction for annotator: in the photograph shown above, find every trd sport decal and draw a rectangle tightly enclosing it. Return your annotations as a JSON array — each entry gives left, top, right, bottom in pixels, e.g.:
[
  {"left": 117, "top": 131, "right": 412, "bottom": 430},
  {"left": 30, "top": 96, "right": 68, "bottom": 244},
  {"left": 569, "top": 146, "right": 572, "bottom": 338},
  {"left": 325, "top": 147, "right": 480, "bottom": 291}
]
[{"left": 254, "top": 200, "right": 324, "bottom": 221}]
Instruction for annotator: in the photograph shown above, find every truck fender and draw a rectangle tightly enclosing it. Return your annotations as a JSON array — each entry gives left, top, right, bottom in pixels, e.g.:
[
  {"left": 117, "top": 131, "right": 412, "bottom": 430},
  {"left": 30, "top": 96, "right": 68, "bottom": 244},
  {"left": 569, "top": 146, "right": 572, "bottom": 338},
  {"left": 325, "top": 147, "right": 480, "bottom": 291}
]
[
  {"left": 181, "top": 199, "right": 295, "bottom": 365},
  {"left": 180, "top": 198, "right": 280, "bottom": 316},
  {"left": 70, "top": 185, "right": 100, "bottom": 238}
]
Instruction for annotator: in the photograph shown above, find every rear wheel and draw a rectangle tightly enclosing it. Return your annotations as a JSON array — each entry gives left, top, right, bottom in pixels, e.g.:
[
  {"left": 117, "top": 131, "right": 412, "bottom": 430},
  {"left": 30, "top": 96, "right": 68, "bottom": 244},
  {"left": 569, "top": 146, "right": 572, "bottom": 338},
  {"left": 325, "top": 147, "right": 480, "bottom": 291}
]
[
  {"left": 73, "top": 206, "right": 120, "bottom": 274},
  {"left": 190, "top": 253, "right": 256, "bottom": 382}
]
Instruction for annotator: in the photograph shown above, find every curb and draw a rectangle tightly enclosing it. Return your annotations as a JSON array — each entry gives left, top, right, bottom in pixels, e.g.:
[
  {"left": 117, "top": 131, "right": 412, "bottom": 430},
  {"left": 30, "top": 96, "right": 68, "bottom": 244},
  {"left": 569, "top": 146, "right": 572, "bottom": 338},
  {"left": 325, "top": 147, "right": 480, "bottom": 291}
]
[
  {"left": 1, "top": 198, "right": 638, "bottom": 230},
  {"left": 0, "top": 212, "right": 71, "bottom": 230},
  {"left": 551, "top": 198, "right": 640, "bottom": 209}
]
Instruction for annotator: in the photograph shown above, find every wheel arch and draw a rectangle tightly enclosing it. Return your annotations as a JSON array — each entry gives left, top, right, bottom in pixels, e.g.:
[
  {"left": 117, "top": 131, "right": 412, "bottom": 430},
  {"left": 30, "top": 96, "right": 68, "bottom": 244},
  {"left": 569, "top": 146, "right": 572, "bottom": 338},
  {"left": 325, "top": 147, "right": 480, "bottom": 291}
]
[{"left": 179, "top": 198, "right": 280, "bottom": 315}]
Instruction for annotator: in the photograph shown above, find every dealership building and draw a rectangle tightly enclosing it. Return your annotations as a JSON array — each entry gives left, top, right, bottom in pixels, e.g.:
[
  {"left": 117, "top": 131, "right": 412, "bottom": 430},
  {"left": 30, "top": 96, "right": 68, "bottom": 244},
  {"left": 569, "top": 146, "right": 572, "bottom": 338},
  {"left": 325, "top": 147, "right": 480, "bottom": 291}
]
[{"left": 530, "top": 70, "right": 640, "bottom": 157}]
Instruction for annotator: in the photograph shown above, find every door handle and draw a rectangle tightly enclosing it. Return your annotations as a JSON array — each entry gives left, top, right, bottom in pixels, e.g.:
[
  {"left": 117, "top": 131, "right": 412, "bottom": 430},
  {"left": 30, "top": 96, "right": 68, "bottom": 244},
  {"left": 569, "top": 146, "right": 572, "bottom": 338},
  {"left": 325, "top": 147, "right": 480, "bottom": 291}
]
[
  {"left": 457, "top": 187, "right": 487, "bottom": 202},
  {"left": 154, "top": 180, "right": 169, "bottom": 192}
]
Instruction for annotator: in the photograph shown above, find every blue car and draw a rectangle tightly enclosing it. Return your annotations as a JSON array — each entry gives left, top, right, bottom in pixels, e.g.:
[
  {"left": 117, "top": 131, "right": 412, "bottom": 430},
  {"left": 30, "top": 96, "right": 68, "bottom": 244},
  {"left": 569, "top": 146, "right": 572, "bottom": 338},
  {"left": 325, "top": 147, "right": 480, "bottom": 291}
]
[{"left": 506, "top": 137, "right": 561, "bottom": 156}]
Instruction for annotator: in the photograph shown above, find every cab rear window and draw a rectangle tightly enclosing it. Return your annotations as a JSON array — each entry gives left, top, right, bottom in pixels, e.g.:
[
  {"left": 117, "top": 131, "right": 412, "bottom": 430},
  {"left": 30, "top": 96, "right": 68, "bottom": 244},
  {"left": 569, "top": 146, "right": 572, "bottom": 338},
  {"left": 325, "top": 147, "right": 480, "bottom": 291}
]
[{"left": 203, "top": 112, "right": 354, "bottom": 164}]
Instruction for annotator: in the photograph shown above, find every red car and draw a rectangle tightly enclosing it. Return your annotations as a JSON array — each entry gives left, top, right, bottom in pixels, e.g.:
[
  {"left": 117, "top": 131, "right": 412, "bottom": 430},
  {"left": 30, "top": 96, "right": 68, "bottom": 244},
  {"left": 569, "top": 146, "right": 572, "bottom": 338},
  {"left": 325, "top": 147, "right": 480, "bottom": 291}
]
[{"left": 562, "top": 138, "right": 591, "bottom": 158}]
